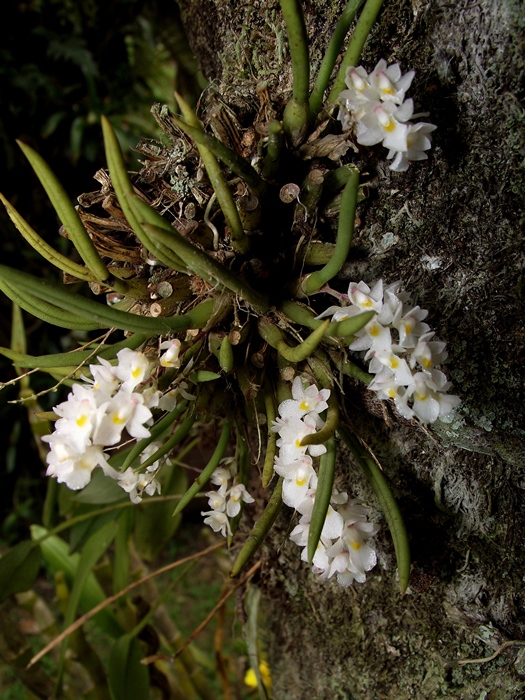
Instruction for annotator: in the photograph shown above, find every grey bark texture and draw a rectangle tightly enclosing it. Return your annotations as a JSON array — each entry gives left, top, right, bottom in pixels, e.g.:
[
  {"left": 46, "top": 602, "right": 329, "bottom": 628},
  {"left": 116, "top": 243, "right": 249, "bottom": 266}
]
[{"left": 176, "top": 1, "right": 524, "bottom": 697}]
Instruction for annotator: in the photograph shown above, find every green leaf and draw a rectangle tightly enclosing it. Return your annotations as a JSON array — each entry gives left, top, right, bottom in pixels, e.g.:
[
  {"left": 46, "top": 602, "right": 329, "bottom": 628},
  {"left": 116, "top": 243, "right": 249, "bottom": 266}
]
[
  {"left": 337, "top": 425, "right": 411, "bottom": 593},
  {"left": 108, "top": 634, "right": 150, "bottom": 700},
  {"left": 30, "top": 525, "right": 123, "bottom": 636},
  {"left": 173, "top": 420, "right": 231, "bottom": 516},
  {"left": 101, "top": 115, "right": 187, "bottom": 272},
  {"left": 0, "top": 265, "right": 216, "bottom": 333},
  {"left": 69, "top": 507, "right": 121, "bottom": 554},
  {"left": 0, "top": 278, "right": 100, "bottom": 331},
  {"left": 0, "top": 193, "right": 95, "bottom": 281},
  {"left": 230, "top": 478, "right": 283, "bottom": 578},
  {"left": 57, "top": 520, "right": 119, "bottom": 684},
  {"left": 134, "top": 463, "right": 187, "bottom": 561},
  {"left": 71, "top": 469, "right": 129, "bottom": 505},
  {"left": 0, "top": 332, "right": 150, "bottom": 369},
  {"left": 0, "top": 541, "right": 41, "bottom": 603},
  {"left": 17, "top": 140, "right": 111, "bottom": 283},
  {"left": 307, "top": 437, "right": 336, "bottom": 564}
]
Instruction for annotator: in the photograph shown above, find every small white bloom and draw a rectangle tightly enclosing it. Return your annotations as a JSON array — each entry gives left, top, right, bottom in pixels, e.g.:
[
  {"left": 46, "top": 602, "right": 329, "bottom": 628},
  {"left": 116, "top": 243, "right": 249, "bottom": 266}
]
[
  {"left": 159, "top": 339, "right": 182, "bottom": 368},
  {"left": 210, "top": 467, "right": 231, "bottom": 491},
  {"left": 44, "top": 436, "right": 109, "bottom": 490},
  {"left": 226, "top": 484, "right": 254, "bottom": 518},
  {"left": 202, "top": 510, "right": 232, "bottom": 537},
  {"left": 93, "top": 391, "right": 152, "bottom": 446},
  {"left": 274, "top": 455, "right": 317, "bottom": 509},
  {"left": 114, "top": 349, "right": 151, "bottom": 392},
  {"left": 388, "top": 122, "right": 437, "bottom": 172}
]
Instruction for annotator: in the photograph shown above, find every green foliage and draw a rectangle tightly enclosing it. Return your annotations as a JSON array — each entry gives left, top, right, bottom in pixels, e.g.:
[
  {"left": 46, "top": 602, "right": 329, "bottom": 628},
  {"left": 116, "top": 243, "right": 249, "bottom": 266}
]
[
  {"left": 108, "top": 635, "right": 150, "bottom": 700},
  {"left": 0, "top": 1, "right": 418, "bottom": 697}
]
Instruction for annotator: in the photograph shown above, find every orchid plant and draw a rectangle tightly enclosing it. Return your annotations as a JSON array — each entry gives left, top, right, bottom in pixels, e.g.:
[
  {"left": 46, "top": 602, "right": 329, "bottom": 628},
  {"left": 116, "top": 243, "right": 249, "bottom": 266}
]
[{"left": 0, "top": 0, "right": 460, "bottom": 697}]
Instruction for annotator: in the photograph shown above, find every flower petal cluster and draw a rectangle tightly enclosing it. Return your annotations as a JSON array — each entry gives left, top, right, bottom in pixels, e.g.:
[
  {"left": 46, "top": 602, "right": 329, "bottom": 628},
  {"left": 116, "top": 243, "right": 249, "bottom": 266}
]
[
  {"left": 290, "top": 496, "right": 379, "bottom": 587},
  {"left": 319, "top": 280, "right": 460, "bottom": 423},
  {"left": 42, "top": 349, "right": 161, "bottom": 495},
  {"left": 272, "top": 377, "right": 378, "bottom": 587},
  {"left": 338, "top": 59, "right": 437, "bottom": 171},
  {"left": 201, "top": 464, "right": 254, "bottom": 537}
]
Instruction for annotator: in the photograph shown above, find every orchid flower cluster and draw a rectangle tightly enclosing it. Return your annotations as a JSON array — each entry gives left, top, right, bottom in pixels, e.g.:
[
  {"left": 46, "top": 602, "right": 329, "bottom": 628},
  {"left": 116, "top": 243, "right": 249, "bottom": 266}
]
[
  {"left": 201, "top": 464, "right": 255, "bottom": 537},
  {"left": 42, "top": 348, "right": 180, "bottom": 502},
  {"left": 271, "top": 377, "right": 379, "bottom": 587},
  {"left": 319, "top": 279, "right": 461, "bottom": 423},
  {"left": 337, "top": 59, "right": 437, "bottom": 171}
]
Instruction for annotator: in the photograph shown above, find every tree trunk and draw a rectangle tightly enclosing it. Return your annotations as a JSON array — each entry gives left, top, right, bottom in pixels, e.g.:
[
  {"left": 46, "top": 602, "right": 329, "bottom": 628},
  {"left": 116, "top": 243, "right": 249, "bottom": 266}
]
[{"left": 176, "top": 1, "right": 525, "bottom": 697}]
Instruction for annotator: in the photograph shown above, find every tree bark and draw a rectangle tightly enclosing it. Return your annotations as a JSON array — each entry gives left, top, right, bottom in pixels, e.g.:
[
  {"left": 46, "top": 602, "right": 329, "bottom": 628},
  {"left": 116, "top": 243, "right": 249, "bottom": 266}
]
[{"left": 176, "top": 1, "right": 525, "bottom": 697}]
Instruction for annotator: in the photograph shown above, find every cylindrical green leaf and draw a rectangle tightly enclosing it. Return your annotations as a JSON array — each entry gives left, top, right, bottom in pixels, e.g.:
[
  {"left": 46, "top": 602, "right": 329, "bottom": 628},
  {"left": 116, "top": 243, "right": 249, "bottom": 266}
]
[
  {"left": 108, "top": 634, "right": 150, "bottom": 700},
  {"left": 17, "top": 141, "right": 113, "bottom": 285},
  {"left": 307, "top": 437, "right": 336, "bottom": 564},
  {"left": 173, "top": 420, "right": 232, "bottom": 516},
  {"left": 230, "top": 478, "right": 283, "bottom": 577},
  {"left": 0, "top": 194, "right": 95, "bottom": 282},
  {"left": 337, "top": 425, "right": 411, "bottom": 593}
]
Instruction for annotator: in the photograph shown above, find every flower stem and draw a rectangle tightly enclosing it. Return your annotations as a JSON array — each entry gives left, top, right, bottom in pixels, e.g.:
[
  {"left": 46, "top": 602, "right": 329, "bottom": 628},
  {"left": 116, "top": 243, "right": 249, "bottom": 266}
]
[
  {"left": 122, "top": 402, "right": 189, "bottom": 470},
  {"left": 309, "top": 0, "right": 365, "bottom": 121},
  {"left": 139, "top": 415, "right": 196, "bottom": 472},
  {"left": 327, "top": 0, "right": 386, "bottom": 105}
]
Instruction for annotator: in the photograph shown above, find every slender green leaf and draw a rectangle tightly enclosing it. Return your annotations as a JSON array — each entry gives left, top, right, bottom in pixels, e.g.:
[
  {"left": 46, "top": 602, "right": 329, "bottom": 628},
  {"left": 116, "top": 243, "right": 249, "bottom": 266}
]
[
  {"left": 108, "top": 634, "right": 150, "bottom": 700},
  {"left": 244, "top": 587, "right": 269, "bottom": 700},
  {"left": 17, "top": 141, "right": 112, "bottom": 284},
  {"left": 31, "top": 525, "right": 123, "bottom": 636},
  {"left": 230, "top": 479, "right": 283, "bottom": 577},
  {"left": 301, "top": 169, "right": 359, "bottom": 294},
  {"left": 0, "top": 541, "right": 41, "bottom": 603},
  {"left": 307, "top": 437, "right": 336, "bottom": 564},
  {"left": 142, "top": 221, "right": 269, "bottom": 312},
  {"left": 173, "top": 420, "right": 232, "bottom": 515},
  {"left": 0, "top": 278, "right": 100, "bottom": 331},
  {"left": 175, "top": 92, "right": 248, "bottom": 252},
  {"left": 328, "top": 0, "right": 386, "bottom": 104},
  {"left": 309, "top": 0, "right": 365, "bottom": 119},
  {"left": 0, "top": 193, "right": 95, "bottom": 281},
  {"left": 0, "top": 265, "right": 216, "bottom": 333},
  {"left": 337, "top": 425, "right": 411, "bottom": 593},
  {"left": 0, "top": 332, "right": 150, "bottom": 369},
  {"left": 101, "top": 115, "right": 187, "bottom": 271}
]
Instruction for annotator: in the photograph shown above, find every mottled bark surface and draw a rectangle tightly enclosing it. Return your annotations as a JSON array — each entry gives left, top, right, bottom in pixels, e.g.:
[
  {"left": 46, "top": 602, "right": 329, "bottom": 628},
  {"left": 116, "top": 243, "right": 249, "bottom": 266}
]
[{"left": 177, "top": 1, "right": 524, "bottom": 697}]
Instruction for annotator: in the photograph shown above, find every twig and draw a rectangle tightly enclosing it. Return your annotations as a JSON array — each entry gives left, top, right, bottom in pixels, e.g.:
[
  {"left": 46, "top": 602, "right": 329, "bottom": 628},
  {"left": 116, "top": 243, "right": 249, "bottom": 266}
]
[
  {"left": 27, "top": 541, "right": 225, "bottom": 668},
  {"left": 456, "top": 640, "right": 525, "bottom": 667},
  {"left": 141, "top": 559, "right": 262, "bottom": 665}
]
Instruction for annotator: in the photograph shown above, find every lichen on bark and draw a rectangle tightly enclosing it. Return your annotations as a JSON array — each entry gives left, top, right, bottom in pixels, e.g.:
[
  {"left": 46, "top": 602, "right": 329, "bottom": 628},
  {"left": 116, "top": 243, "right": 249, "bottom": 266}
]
[{"left": 176, "top": 0, "right": 524, "bottom": 696}]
